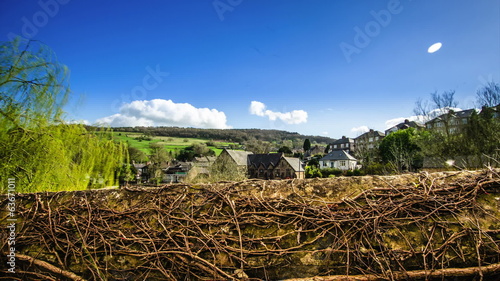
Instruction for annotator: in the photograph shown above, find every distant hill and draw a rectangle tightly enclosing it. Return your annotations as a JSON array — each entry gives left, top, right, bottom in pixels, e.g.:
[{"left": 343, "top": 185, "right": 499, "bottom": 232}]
[{"left": 111, "top": 126, "right": 335, "bottom": 144}]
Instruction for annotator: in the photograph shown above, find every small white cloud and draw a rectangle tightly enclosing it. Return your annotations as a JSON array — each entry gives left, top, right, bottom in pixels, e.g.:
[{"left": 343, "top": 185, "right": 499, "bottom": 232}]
[
  {"left": 249, "top": 101, "right": 308, "bottom": 124},
  {"left": 67, "top": 119, "right": 90, "bottom": 125},
  {"left": 351, "top": 125, "right": 369, "bottom": 135},
  {"left": 428, "top": 42, "right": 442, "bottom": 53},
  {"left": 96, "top": 99, "right": 231, "bottom": 129},
  {"left": 321, "top": 131, "right": 329, "bottom": 136},
  {"left": 249, "top": 101, "right": 267, "bottom": 117}
]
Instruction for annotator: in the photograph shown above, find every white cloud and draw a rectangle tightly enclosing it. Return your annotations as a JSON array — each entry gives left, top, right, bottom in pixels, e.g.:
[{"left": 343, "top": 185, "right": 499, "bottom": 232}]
[
  {"left": 249, "top": 101, "right": 308, "bottom": 124},
  {"left": 67, "top": 119, "right": 90, "bottom": 125},
  {"left": 96, "top": 99, "right": 231, "bottom": 129},
  {"left": 350, "top": 125, "right": 369, "bottom": 135}
]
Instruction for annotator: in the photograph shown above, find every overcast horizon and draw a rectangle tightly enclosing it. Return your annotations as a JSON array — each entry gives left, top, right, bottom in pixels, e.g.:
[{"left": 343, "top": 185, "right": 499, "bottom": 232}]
[{"left": 1, "top": 0, "right": 499, "bottom": 138}]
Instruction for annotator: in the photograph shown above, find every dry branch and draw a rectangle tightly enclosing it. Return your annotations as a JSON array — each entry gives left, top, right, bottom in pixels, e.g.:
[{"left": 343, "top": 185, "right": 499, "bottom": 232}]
[
  {"left": 1, "top": 169, "right": 499, "bottom": 280},
  {"left": 283, "top": 262, "right": 500, "bottom": 281},
  {"left": 16, "top": 254, "right": 87, "bottom": 281}
]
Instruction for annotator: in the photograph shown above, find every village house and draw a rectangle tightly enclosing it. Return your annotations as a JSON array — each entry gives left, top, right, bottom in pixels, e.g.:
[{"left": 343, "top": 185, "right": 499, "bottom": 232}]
[
  {"left": 354, "top": 129, "right": 385, "bottom": 150},
  {"left": 247, "top": 153, "right": 305, "bottom": 179},
  {"left": 163, "top": 162, "right": 191, "bottom": 183},
  {"left": 354, "top": 129, "right": 385, "bottom": 165},
  {"left": 425, "top": 109, "right": 476, "bottom": 135},
  {"left": 319, "top": 150, "right": 358, "bottom": 171},
  {"left": 385, "top": 119, "right": 424, "bottom": 135},
  {"left": 216, "top": 149, "right": 305, "bottom": 179},
  {"left": 328, "top": 136, "right": 355, "bottom": 155}
]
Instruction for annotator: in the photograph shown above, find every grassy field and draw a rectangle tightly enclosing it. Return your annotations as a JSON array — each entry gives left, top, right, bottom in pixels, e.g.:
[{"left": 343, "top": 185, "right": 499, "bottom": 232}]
[{"left": 113, "top": 132, "right": 235, "bottom": 156}]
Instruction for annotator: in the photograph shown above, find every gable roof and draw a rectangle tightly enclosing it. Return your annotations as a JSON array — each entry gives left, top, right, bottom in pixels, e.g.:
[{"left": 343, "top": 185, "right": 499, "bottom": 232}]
[
  {"left": 248, "top": 153, "right": 283, "bottom": 169},
  {"left": 320, "top": 150, "right": 357, "bottom": 161},
  {"left": 355, "top": 129, "right": 385, "bottom": 141},
  {"left": 224, "top": 149, "right": 253, "bottom": 166},
  {"left": 385, "top": 119, "right": 424, "bottom": 135},
  {"left": 283, "top": 157, "right": 305, "bottom": 172},
  {"left": 331, "top": 136, "right": 354, "bottom": 145}
]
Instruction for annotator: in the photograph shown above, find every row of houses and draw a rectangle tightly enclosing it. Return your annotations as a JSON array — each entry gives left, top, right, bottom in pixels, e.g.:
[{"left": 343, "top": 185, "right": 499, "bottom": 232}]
[
  {"left": 133, "top": 105, "right": 498, "bottom": 183},
  {"left": 319, "top": 105, "right": 499, "bottom": 170}
]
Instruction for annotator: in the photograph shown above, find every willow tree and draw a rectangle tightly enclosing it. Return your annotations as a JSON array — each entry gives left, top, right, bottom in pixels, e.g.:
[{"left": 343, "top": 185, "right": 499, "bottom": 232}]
[{"left": 0, "top": 38, "right": 128, "bottom": 192}]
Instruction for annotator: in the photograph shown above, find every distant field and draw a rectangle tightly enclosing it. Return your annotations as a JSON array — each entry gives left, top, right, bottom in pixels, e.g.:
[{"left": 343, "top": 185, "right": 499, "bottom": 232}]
[{"left": 113, "top": 132, "right": 233, "bottom": 155}]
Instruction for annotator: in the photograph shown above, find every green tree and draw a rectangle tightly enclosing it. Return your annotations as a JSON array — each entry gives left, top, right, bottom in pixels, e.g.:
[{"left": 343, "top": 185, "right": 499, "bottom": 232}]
[
  {"left": 303, "top": 138, "right": 311, "bottom": 152},
  {"left": 148, "top": 142, "right": 171, "bottom": 184},
  {"left": 379, "top": 128, "right": 422, "bottom": 173},
  {"left": 208, "top": 155, "right": 247, "bottom": 182},
  {"left": 128, "top": 146, "right": 149, "bottom": 163},
  {"left": 0, "top": 39, "right": 127, "bottom": 192},
  {"left": 305, "top": 166, "right": 322, "bottom": 178},
  {"left": 278, "top": 146, "right": 293, "bottom": 156}
]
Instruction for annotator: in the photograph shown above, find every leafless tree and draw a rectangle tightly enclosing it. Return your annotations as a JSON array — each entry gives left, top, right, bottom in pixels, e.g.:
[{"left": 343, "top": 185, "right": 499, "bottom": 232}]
[{"left": 476, "top": 81, "right": 500, "bottom": 108}]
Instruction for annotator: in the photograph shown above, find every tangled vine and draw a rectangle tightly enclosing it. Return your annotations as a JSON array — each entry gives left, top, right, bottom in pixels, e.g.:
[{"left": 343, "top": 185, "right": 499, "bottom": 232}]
[{"left": 1, "top": 169, "right": 500, "bottom": 280}]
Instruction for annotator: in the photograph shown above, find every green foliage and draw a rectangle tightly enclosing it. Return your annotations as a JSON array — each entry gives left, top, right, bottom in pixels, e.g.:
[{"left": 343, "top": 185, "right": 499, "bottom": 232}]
[
  {"left": 111, "top": 127, "right": 334, "bottom": 144},
  {"left": 176, "top": 143, "right": 215, "bottom": 162},
  {"left": 0, "top": 38, "right": 127, "bottom": 192},
  {"left": 208, "top": 154, "right": 247, "bottom": 182},
  {"left": 305, "top": 166, "right": 322, "bottom": 178},
  {"left": 303, "top": 138, "right": 311, "bottom": 152},
  {"left": 128, "top": 146, "right": 149, "bottom": 163},
  {"left": 320, "top": 168, "right": 343, "bottom": 177},
  {"left": 379, "top": 128, "right": 422, "bottom": 173},
  {"left": 415, "top": 105, "right": 500, "bottom": 168},
  {"left": 345, "top": 169, "right": 364, "bottom": 177},
  {"left": 361, "top": 163, "right": 393, "bottom": 175},
  {"left": 245, "top": 138, "right": 272, "bottom": 154},
  {"left": 278, "top": 146, "right": 293, "bottom": 156}
]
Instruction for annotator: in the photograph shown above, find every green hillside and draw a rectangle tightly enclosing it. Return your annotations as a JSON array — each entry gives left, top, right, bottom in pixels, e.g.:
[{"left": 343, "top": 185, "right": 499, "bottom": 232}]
[{"left": 113, "top": 132, "right": 239, "bottom": 156}]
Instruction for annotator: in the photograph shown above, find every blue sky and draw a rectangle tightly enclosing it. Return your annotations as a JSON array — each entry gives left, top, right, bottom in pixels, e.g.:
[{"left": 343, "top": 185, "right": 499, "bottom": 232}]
[{"left": 1, "top": 0, "right": 499, "bottom": 138}]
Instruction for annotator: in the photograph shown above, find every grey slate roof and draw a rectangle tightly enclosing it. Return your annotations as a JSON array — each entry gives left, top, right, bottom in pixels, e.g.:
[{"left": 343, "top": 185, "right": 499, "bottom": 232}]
[
  {"left": 225, "top": 150, "right": 253, "bottom": 166},
  {"left": 248, "top": 153, "right": 283, "bottom": 168},
  {"left": 283, "top": 157, "right": 305, "bottom": 172},
  {"left": 320, "top": 150, "right": 357, "bottom": 161},
  {"left": 429, "top": 109, "right": 476, "bottom": 122}
]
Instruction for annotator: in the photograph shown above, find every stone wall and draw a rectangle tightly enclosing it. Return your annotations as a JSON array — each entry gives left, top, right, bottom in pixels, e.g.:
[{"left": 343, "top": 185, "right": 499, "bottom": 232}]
[{"left": 1, "top": 169, "right": 500, "bottom": 280}]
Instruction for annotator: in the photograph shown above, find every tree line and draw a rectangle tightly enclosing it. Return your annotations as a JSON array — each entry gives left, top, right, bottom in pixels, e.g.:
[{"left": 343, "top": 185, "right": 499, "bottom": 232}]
[{"left": 111, "top": 126, "right": 334, "bottom": 145}]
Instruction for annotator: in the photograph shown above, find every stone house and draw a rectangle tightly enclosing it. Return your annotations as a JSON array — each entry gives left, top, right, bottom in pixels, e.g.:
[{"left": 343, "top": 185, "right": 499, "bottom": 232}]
[
  {"left": 247, "top": 153, "right": 305, "bottom": 179},
  {"left": 216, "top": 149, "right": 305, "bottom": 180},
  {"left": 425, "top": 109, "right": 476, "bottom": 135},
  {"left": 328, "top": 136, "right": 355, "bottom": 155}
]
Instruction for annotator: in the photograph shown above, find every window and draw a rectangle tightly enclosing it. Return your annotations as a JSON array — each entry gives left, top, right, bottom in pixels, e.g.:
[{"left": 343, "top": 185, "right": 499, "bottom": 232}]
[
  {"left": 340, "top": 160, "right": 346, "bottom": 166},
  {"left": 369, "top": 137, "right": 374, "bottom": 142}
]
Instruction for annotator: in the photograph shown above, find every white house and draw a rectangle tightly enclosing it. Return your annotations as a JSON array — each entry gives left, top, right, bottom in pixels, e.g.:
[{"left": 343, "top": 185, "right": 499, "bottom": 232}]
[{"left": 319, "top": 150, "right": 357, "bottom": 171}]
